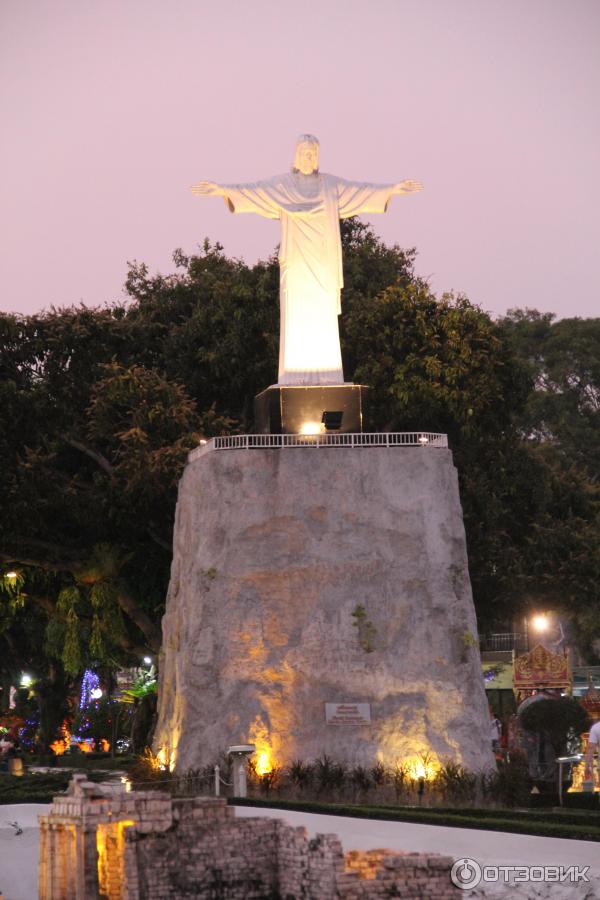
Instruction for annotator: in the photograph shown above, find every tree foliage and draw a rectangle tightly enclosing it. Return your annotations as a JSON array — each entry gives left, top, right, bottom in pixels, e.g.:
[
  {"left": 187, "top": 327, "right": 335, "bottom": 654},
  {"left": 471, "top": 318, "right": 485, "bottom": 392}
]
[
  {"left": 497, "top": 309, "right": 600, "bottom": 479},
  {"left": 495, "top": 309, "right": 600, "bottom": 651}
]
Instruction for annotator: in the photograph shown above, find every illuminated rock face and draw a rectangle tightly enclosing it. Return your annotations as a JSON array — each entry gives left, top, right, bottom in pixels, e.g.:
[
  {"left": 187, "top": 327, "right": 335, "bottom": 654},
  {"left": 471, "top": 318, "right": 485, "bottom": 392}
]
[{"left": 154, "top": 447, "right": 494, "bottom": 772}]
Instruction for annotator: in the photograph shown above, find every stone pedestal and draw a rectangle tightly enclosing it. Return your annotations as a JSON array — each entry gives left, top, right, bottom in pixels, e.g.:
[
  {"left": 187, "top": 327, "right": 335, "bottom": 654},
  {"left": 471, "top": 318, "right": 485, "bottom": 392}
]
[
  {"left": 154, "top": 445, "right": 494, "bottom": 772},
  {"left": 254, "top": 384, "right": 368, "bottom": 434}
]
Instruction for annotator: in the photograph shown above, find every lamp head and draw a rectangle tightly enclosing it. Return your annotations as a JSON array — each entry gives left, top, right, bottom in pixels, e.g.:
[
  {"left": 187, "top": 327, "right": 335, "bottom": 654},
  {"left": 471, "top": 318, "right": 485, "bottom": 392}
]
[{"left": 228, "top": 743, "right": 256, "bottom": 758}]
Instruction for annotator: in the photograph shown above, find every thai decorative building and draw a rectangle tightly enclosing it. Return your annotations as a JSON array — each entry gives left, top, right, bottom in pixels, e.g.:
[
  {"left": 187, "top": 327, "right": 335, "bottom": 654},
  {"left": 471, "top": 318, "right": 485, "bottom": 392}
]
[{"left": 513, "top": 643, "right": 571, "bottom": 703}]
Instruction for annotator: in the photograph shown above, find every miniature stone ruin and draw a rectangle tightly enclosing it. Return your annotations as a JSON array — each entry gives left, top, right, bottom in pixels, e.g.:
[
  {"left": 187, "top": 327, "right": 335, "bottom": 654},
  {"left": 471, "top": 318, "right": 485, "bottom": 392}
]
[{"left": 38, "top": 777, "right": 458, "bottom": 899}]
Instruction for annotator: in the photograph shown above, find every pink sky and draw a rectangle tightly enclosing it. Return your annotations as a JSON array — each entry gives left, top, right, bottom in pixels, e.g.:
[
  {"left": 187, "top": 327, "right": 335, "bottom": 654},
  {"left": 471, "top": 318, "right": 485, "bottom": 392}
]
[{"left": 1, "top": 0, "right": 599, "bottom": 320}]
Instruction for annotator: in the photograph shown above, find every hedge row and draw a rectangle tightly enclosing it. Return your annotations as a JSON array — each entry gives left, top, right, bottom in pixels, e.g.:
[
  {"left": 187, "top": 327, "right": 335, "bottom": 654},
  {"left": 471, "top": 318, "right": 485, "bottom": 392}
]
[
  {"left": 0, "top": 771, "right": 112, "bottom": 805},
  {"left": 231, "top": 797, "right": 600, "bottom": 842}
]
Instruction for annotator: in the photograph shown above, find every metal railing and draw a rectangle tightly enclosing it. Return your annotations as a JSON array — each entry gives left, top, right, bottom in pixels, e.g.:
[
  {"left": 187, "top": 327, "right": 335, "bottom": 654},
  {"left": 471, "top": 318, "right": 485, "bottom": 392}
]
[
  {"left": 480, "top": 633, "right": 529, "bottom": 652},
  {"left": 189, "top": 432, "right": 448, "bottom": 462},
  {"left": 125, "top": 765, "right": 231, "bottom": 797}
]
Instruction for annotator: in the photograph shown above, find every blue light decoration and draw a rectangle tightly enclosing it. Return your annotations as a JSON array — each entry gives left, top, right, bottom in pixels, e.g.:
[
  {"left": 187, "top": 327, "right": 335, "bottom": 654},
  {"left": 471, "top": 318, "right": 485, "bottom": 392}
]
[
  {"left": 484, "top": 664, "right": 504, "bottom": 683},
  {"left": 18, "top": 718, "right": 38, "bottom": 751},
  {"left": 79, "top": 669, "right": 100, "bottom": 710}
]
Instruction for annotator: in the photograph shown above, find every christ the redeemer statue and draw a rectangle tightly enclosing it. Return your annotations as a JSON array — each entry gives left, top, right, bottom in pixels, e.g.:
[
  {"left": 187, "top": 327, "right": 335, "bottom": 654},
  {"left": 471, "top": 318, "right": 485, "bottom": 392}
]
[{"left": 191, "top": 135, "right": 422, "bottom": 387}]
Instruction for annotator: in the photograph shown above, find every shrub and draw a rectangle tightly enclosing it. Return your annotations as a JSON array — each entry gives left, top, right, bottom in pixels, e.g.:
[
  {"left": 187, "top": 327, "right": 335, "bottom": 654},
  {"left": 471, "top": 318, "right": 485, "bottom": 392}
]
[
  {"left": 289, "top": 759, "right": 314, "bottom": 793},
  {"left": 434, "top": 761, "right": 478, "bottom": 806},
  {"left": 128, "top": 748, "right": 173, "bottom": 789},
  {"left": 258, "top": 766, "right": 281, "bottom": 796},
  {"left": 486, "top": 752, "right": 531, "bottom": 807},
  {"left": 350, "top": 765, "right": 372, "bottom": 798},
  {"left": 391, "top": 761, "right": 410, "bottom": 803},
  {"left": 370, "top": 761, "right": 387, "bottom": 787},
  {"left": 314, "top": 755, "right": 347, "bottom": 797}
]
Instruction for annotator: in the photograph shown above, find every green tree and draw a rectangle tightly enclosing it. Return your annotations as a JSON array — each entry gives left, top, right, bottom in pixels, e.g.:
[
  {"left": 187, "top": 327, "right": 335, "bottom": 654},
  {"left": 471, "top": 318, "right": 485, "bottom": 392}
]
[
  {"left": 125, "top": 240, "right": 279, "bottom": 424},
  {"left": 0, "top": 360, "right": 205, "bottom": 660},
  {"left": 497, "top": 309, "right": 600, "bottom": 479},
  {"left": 495, "top": 309, "right": 600, "bottom": 652}
]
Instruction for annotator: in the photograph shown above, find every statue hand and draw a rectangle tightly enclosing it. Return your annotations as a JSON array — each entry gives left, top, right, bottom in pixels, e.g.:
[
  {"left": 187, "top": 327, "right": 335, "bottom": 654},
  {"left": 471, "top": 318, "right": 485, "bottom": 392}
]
[
  {"left": 394, "top": 180, "right": 423, "bottom": 195},
  {"left": 190, "top": 181, "right": 222, "bottom": 196}
]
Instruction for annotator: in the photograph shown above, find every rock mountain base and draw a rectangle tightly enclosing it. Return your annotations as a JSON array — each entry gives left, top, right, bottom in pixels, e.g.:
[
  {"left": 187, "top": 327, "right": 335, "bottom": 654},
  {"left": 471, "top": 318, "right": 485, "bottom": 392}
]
[{"left": 154, "top": 445, "right": 494, "bottom": 773}]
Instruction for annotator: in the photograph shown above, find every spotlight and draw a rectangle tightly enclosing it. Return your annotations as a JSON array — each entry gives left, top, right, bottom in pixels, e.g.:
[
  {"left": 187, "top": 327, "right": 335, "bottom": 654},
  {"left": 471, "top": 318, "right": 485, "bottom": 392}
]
[
  {"left": 300, "top": 421, "right": 321, "bottom": 435},
  {"left": 321, "top": 411, "right": 343, "bottom": 431}
]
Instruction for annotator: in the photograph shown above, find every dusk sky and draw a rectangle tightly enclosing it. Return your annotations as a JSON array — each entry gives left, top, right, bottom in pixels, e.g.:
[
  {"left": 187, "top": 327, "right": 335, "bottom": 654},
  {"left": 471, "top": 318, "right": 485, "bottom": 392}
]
[{"left": 1, "top": 0, "right": 598, "bottom": 320}]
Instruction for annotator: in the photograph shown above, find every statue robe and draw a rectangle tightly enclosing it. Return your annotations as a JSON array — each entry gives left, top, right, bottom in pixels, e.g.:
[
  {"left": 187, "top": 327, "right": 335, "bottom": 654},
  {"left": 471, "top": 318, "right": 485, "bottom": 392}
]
[{"left": 222, "top": 172, "right": 396, "bottom": 386}]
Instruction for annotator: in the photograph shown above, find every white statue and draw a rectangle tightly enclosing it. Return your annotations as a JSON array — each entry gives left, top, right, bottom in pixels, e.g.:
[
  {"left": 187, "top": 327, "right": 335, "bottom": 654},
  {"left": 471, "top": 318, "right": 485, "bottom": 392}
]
[{"left": 191, "top": 135, "right": 422, "bottom": 386}]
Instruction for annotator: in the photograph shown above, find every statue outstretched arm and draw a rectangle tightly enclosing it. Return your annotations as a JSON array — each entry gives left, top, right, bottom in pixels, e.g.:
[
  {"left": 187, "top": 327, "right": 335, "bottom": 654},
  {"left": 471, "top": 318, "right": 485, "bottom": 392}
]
[
  {"left": 336, "top": 177, "right": 423, "bottom": 219},
  {"left": 338, "top": 176, "right": 422, "bottom": 219},
  {"left": 190, "top": 179, "right": 280, "bottom": 219},
  {"left": 190, "top": 181, "right": 225, "bottom": 197},
  {"left": 392, "top": 180, "right": 423, "bottom": 196}
]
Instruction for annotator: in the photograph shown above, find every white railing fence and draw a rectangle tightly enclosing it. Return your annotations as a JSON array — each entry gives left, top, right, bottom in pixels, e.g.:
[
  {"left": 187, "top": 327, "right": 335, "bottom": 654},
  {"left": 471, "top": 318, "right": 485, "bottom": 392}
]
[{"left": 189, "top": 432, "right": 448, "bottom": 461}]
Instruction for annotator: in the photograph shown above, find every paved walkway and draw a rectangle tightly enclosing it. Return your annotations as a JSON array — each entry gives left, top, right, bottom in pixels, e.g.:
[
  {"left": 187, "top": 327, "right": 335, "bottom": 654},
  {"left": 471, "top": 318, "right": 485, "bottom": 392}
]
[{"left": 0, "top": 804, "right": 47, "bottom": 900}]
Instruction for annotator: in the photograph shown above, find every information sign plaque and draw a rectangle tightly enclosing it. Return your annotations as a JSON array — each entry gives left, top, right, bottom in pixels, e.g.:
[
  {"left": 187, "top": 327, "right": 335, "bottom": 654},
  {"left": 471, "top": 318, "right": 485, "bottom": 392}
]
[{"left": 325, "top": 703, "right": 371, "bottom": 725}]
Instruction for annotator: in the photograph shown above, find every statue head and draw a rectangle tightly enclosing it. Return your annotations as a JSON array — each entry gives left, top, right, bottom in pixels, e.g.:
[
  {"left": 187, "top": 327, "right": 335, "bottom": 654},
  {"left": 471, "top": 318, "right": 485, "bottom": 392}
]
[{"left": 292, "top": 134, "right": 320, "bottom": 175}]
